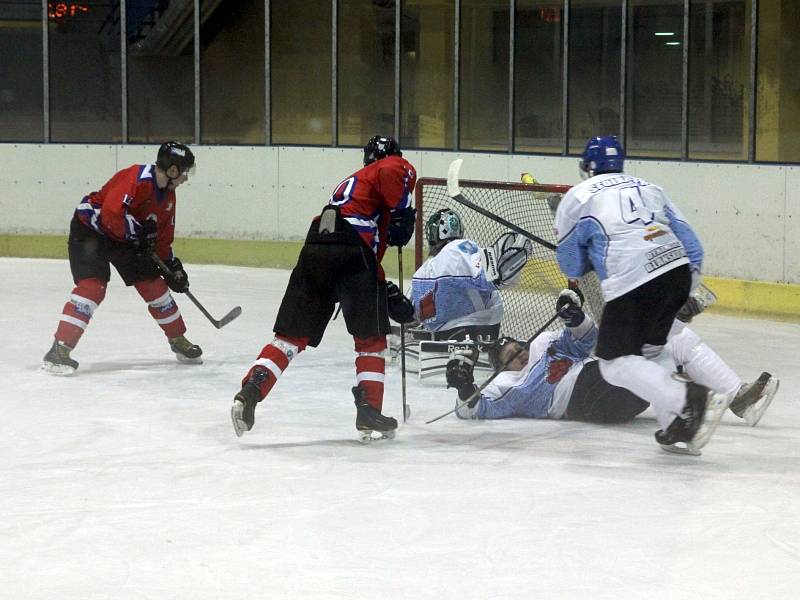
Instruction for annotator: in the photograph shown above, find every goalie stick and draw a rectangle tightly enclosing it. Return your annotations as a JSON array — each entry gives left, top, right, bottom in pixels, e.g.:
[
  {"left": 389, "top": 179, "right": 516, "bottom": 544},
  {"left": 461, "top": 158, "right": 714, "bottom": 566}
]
[
  {"left": 151, "top": 253, "right": 242, "bottom": 329},
  {"left": 447, "top": 159, "right": 557, "bottom": 251},
  {"left": 425, "top": 309, "right": 565, "bottom": 424}
]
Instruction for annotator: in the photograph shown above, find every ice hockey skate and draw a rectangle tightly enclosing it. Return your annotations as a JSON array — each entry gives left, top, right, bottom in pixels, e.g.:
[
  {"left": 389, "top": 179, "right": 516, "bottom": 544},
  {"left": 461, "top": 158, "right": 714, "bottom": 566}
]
[
  {"left": 169, "top": 335, "right": 203, "bottom": 364},
  {"left": 729, "top": 372, "right": 779, "bottom": 427},
  {"left": 231, "top": 367, "right": 268, "bottom": 437},
  {"left": 353, "top": 385, "right": 397, "bottom": 443},
  {"left": 655, "top": 382, "right": 732, "bottom": 456},
  {"left": 41, "top": 339, "right": 79, "bottom": 375}
]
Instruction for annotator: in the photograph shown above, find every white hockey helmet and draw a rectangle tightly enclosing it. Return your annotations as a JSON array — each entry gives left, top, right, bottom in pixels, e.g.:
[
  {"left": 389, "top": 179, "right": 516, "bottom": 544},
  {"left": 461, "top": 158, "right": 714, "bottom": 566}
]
[{"left": 426, "top": 208, "right": 464, "bottom": 249}]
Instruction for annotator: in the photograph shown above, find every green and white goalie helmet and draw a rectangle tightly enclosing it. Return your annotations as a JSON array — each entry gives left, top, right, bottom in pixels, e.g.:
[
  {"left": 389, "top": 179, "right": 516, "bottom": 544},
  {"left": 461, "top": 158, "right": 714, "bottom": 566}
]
[{"left": 426, "top": 208, "right": 464, "bottom": 249}]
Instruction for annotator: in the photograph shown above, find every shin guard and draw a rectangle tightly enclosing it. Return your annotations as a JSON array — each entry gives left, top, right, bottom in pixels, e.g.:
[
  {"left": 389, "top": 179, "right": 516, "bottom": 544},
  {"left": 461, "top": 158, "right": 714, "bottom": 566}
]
[
  {"left": 243, "top": 335, "right": 307, "bottom": 398},
  {"left": 135, "top": 278, "right": 186, "bottom": 339},
  {"left": 54, "top": 278, "right": 107, "bottom": 348},
  {"left": 354, "top": 336, "right": 387, "bottom": 411}
]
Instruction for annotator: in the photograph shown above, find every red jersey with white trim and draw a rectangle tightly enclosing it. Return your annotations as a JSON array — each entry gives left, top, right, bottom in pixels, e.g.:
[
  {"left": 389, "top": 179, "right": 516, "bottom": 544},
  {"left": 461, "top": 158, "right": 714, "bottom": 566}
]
[
  {"left": 74, "top": 164, "right": 177, "bottom": 259},
  {"left": 327, "top": 155, "right": 416, "bottom": 265}
]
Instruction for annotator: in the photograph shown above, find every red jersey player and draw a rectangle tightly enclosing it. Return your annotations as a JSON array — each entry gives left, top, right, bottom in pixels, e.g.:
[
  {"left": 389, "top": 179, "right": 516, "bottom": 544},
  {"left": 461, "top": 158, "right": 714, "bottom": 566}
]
[
  {"left": 231, "top": 135, "right": 418, "bottom": 442},
  {"left": 42, "top": 142, "right": 202, "bottom": 374}
]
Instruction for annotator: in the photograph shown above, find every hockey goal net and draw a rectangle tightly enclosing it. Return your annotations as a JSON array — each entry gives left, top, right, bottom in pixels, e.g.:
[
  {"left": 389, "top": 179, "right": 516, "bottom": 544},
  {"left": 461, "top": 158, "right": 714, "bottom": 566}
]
[{"left": 414, "top": 168, "right": 604, "bottom": 341}]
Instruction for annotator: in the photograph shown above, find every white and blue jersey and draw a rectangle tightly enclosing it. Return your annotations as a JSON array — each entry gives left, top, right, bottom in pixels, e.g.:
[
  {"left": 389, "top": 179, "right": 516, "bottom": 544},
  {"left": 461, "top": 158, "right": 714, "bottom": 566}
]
[
  {"left": 553, "top": 173, "right": 703, "bottom": 301},
  {"left": 463, "top": 319, "right": 598, "bottom": 420},
  {"left": 411, "top": 239, "right": 503, "bottom": 332}
]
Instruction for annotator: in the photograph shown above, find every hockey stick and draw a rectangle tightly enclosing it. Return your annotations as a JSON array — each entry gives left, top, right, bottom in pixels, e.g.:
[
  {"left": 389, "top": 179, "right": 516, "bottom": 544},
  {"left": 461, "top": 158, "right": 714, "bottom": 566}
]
[
  {"left": 425, "top": 309, "right": 565, "bottom": 424},
  {"left": 151, "top": 253, "right": 242, "bottom": 329},
  {"left": 398, "top": 247, "right": 410, "bottom": 422},
  {"left": 447, "top": 158, "right": 557, "bottom": 251}
]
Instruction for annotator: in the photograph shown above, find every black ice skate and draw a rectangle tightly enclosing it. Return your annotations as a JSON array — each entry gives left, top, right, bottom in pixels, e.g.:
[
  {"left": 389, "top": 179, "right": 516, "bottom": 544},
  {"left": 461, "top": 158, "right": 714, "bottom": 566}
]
[
  {"left": 169, "top": 335, "right": 203, "bottom": 364},
  {"left": 353, "top": 385, "right": 397, "bottom": 443},
  {"left": 231, "top": 368, "right": 268, "bottom": 437},
  {"left": 41, "top": 339, "right": 79, "bottom": 375},
  {"left": 655, "top": 382, "right": 732, "bottom": 456},
  {"left": 729, "top": 372, "right": 779, "bottom": 427}
]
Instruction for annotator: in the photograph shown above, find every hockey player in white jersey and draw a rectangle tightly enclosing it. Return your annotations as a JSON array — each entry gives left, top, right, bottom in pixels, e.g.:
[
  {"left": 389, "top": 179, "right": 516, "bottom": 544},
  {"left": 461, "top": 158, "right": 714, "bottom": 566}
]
[
  {"left": 553, "top": 135, "right": 732, "bottom": 455},
  {"left": 411, "top": 208, "right": 532, "bottom": 342},
  {"left": 446, "top": 291, "right": 778, "bottom": 434}
]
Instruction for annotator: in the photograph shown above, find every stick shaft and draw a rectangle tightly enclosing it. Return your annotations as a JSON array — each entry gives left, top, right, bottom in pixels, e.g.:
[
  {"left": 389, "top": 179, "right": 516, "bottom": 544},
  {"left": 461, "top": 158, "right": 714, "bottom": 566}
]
[
  {"left": 398, "top": 247, "right": 408, "bottom": 422},
  {"left": 150, "top": 253, "right": 241, "bottom": 329}
]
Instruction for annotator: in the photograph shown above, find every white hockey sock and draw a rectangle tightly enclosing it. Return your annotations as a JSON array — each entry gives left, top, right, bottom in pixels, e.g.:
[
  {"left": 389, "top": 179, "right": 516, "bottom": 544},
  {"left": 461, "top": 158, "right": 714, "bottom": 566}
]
[
  {"left": 666, "top": 324, "right": 742, "bottom": 396},
  {"left": 598, "top": 356, "right": 686, "bottom": 429}
]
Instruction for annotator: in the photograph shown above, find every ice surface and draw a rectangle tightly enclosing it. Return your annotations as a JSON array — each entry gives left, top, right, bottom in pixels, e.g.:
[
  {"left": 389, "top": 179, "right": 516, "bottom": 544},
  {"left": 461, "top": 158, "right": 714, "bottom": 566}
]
[{"left": 1, "top": 258, "right": 798, "bottom": 599}]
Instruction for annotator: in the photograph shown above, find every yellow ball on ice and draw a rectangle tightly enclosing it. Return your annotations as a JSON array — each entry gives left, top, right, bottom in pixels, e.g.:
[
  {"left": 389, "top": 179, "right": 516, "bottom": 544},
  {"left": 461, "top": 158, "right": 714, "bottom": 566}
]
[{"left": 521, "top": 172, "right": 537, "bottom": 184}]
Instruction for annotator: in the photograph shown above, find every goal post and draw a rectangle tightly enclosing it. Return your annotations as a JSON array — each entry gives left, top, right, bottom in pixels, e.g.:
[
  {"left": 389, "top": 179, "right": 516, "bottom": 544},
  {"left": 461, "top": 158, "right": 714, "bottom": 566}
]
[{"left": 414, "top": 169, "right": 604, "bottom": 341}]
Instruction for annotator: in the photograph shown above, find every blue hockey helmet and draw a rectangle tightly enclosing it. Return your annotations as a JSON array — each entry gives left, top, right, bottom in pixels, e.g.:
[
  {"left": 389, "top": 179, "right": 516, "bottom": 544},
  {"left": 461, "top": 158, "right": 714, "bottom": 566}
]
[
  {"left": 363, "top": 135, "right": 401, "bottom": 166},
  {"left": 579, "top": 136, "right": 624, "bottom": 177}
]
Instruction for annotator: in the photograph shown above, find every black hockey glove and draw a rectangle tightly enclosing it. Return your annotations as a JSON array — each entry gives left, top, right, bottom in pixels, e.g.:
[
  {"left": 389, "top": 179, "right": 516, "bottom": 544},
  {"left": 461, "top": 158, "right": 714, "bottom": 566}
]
[
  {"left": 132, "top": 219, "right": 158, "bottom": 256},
  {"left": 387, "top": 207, "right": 416, "bottom": 247},
  {"left": 446, "top": 347, "right": 479, "bottom": 405},
  {"left": 162, "top": 256, "right": 189, "bottom": 293},
  {"left": 386, "top": 281, "right": 415, "bottom": 324},
  {"left": 556, "top": 288, "right": 585, "bottom": 327}
]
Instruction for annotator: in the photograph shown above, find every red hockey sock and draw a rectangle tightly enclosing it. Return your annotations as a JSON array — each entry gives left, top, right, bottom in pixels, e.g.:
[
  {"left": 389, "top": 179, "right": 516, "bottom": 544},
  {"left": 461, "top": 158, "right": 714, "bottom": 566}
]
[
  {"left": 354, "top": 336, "right": 386, "bottom": 411},
  {"left": 54, "top": 278, "right": 107, "bottom": 348},
  {"left": 134, "top": 278, "right": 186, "bottom": 339},
  {"left": 243, "top": 335, "right": 308, "bottom": 398}
]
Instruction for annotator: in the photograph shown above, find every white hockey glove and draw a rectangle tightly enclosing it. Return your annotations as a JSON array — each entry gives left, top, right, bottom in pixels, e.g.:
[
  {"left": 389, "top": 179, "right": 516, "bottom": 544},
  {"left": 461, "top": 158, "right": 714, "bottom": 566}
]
[
  {"left": 690, "top": 264, "right": 702, "bottom": 292},
  {"left": 481, "top": 232, "right": 533, "bottom": 288},
  {"left": 676, "top": 282, "right": 717, "bottom": 323}
]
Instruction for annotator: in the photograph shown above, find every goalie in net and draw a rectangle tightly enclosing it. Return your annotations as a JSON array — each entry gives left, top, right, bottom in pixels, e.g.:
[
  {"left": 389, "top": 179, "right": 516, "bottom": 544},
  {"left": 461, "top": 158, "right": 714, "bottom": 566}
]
[{"left": 413, "top": 172, "right": 604, "bottom": 341}]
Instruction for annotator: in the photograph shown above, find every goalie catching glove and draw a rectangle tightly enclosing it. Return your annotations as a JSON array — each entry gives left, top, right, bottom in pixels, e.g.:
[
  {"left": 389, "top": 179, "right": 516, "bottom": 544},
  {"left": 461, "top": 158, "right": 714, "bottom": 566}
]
[
  {"left": 385, "top": 281, "right": 415, "bottom": 324},
  {"left": 446, "top": 346, "right": 479, "bottom": 405},
  {"left": 160, "top": 256, "right": 189, "bottom": 293},
  {"left": 480, "top": 232, "right": 534, "bottom": 288},
  {"left": 556, "top": 288, "right": 585, "bottom": 327}
]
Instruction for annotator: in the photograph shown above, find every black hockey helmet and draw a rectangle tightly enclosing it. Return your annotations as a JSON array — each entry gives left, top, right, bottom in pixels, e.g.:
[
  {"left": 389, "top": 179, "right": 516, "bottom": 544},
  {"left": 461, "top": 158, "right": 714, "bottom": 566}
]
[
  {"left": 363, "top": 135, "right": 401, "bottom": 166},
  {"left": 488, "top": 336, "right": 529, "bottom": 370},
  {"left": 156, "top": 141, "right": 196, "bottom": 175}
]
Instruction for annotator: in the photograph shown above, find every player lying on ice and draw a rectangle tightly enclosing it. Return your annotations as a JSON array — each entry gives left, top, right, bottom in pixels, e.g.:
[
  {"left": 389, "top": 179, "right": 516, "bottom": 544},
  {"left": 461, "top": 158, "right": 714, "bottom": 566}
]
[
  {"left": 445, "top": 290, "right": 779, "bottom": 454},
  {"left": 42, "top": 142, "right": 202, "bottom": 375},
  {"left": 230, "top": 135, "right": 418, "bottom": 443}
]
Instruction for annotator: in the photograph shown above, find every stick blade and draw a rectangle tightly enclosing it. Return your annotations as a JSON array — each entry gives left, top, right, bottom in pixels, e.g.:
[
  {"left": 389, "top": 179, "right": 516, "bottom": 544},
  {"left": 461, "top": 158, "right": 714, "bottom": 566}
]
[
  {"left": 215, "top": 306, "right": 243, "bottom": 329},
  {"left": 447, "top": 158, "right": 463, "bottom": 198}
]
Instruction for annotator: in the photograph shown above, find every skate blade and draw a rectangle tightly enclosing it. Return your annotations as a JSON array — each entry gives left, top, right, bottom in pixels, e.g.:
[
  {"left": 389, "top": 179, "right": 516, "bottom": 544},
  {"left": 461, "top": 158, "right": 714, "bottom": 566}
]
[
  {"left": 743, "top": 377, "right": 779, "bottom": 427},
  {"left": 41, "top": 362, "right": 76, "bottom": 376},
  {"left": 687, "top": 391, "right": 733, "bottom": 452},
  {"left": 175, "top": 354, "right": 203, "bottom": 365},
  {"left": 231, "top": 402, "right": 249, "bottom": 438},
  {"left": 660, "top": 442, "right": 702, "bottom": 457},
  {"left": 357, "top": 429, "right": 396, "bottom": 444}
]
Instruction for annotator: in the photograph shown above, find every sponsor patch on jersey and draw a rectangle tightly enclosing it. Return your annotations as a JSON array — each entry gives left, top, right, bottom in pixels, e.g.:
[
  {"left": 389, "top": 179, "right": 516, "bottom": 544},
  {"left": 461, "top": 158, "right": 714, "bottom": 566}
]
[
  {"left": 643, "top": 226, "right": 668, "bottom": 241},
  {"left": 644, "top": 241, "right": 687, "bottom": 273}
]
